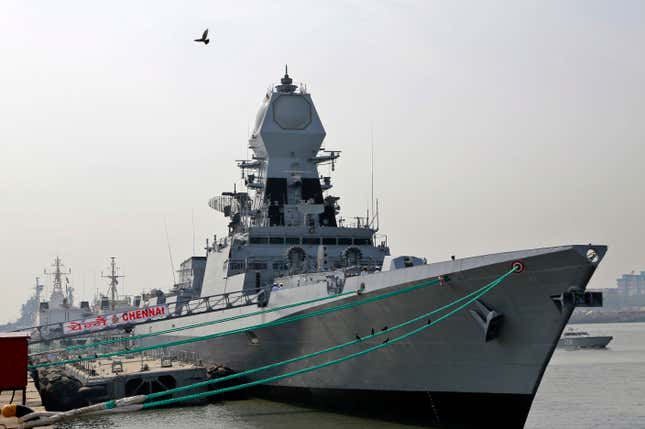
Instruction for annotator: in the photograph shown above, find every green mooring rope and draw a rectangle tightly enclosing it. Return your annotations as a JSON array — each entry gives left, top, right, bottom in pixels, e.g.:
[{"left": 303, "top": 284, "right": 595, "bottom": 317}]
[
  {"left": 140, "top": 266, "right": 517, "bottom": 409},
  {"left": 30, "top": 276, "right": 442, "bottom": 369},
  {"left": 140, "top": 267, "right": 515, "bottom": 403}
]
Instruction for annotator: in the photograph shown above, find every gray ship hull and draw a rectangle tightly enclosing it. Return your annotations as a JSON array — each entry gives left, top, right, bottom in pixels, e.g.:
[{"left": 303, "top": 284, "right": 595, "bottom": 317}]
[
  {"left": 137, "top": 244, "right": 605, "bottom": 428},
  {"left": 558, "top": 335, "right": 613, "bottom": 349}
]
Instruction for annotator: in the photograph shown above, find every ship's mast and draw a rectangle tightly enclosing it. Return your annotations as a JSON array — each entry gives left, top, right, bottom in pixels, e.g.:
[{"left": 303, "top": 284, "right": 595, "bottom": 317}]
[
  {"left": 34, "top": 277, "right": 44, "bottom": 301},
  {"left": 101, "top": 257, "right": 125, "bottom": 306},
  {"left": 45, "top": 257, "right": 65, "bottom": 292},
  {"left": 44, "top": 257, "right": 72, "bottom": 305}
]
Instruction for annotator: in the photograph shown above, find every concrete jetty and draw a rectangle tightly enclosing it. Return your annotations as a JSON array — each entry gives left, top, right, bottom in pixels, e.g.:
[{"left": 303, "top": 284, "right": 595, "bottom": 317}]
[{"left": 35, "top": 354, "right": 210, "bottom": 410}]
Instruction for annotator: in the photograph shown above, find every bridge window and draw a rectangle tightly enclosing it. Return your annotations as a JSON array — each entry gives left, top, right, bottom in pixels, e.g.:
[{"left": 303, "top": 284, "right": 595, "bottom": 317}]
[
  {"left": 285, "top": 237, "right": 301, "bottom": 244},
  {"left": 353, "top": 238, "right": 372, "bottom": 245},
  {"left": 273, "top": 262, "right": 288, "bottom": 270},
  {"left": 250, "top": 237, "right": 269, "bottom": 244},
  {"left": 338, "top": 238, "right": 352, "bottom": 245},
  {"left": 303, "top": 237, "right": 321, "bottom": 245},
  {"left": 269, "top": 237, "right": 285, "bottom": 244},
  {"left": 322, "top": 237, "right": 337, "bottom": 245},
  {"left": 249, "top": 262, "right": 268, "bottom": 270},
  {"left": 229, "top": 261, "right": 245, "bottom": 270}
]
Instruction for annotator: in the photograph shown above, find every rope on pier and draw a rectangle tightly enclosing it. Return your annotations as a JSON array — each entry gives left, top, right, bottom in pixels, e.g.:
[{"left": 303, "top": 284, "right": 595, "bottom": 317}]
[
  {"left": 19, "top": 266, "right": 517, "bottom": 427},
  {"left": 30, "top": 276, "right": 442, "bottom": 369}
]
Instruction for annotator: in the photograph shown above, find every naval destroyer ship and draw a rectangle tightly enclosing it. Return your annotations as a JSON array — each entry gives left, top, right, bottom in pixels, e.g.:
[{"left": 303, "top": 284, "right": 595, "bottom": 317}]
[{"left": 133, "top": 69, "right": 607, "bottom": 427}]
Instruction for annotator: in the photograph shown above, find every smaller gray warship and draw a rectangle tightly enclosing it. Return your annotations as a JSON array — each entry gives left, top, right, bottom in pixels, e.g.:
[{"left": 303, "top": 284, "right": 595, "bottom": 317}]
[
  {"left": 558, "top": 328, "right": 613, "bottom": 349},
  {"left": 0, "top": 258, "right": 94, "bottom": 340},
  {"left": 0, "top": 278, "right": 44, "bottom": 331},
  {"left": 35, "top": 257, "right": 94, "bottom": 339}
]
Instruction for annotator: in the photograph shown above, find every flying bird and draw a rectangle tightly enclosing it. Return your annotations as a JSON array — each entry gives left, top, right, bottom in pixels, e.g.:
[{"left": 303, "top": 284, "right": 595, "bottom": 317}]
[{"left": 194, "top": 29, "right": 210, "bottom": 45}]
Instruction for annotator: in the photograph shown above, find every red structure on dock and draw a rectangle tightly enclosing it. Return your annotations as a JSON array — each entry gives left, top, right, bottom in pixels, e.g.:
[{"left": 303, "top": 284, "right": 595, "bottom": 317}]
[{"left": 0, "top": 332, "right": 30, "bottom": 404}]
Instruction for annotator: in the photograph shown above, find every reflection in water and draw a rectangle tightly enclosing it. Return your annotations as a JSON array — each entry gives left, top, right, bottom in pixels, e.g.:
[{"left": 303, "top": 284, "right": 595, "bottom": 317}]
[{"left": 56, "top": 400, "right": 431, "bottom": 429}]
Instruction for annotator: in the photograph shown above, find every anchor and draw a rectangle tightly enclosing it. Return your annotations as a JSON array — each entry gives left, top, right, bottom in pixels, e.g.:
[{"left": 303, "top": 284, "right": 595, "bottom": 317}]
[
  {"left": 469, "top": 299, "right": 504, "bottom": 342},
  {"left": 551, "top": 288, "right": 603, "bottom": 312}
]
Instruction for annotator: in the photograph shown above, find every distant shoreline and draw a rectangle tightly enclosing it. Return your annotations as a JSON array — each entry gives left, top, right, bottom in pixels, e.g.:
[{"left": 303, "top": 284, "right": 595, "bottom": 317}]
[{"left": 570, "top": 309, "right": 645, "bottom": 324}]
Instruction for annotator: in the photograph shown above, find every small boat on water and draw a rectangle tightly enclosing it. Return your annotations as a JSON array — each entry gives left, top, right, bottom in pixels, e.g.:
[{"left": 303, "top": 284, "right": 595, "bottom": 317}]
[{"left": 558, "top": 328, "right": 613, "bottom": 349}]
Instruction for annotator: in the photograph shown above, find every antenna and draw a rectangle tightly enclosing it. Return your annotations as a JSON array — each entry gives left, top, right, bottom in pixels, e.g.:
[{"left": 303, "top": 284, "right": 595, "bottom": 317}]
[
  {"left": 376, "top": 198, "right": 380, "bottom": 231},
  {"left": 101, "top": 257, "right": 125, "bottom": 310},
  {"left": 370, "top": 124, "right": 375, "bottom": 228},
  {"left": 82, "top": 272, "right": 86, "bottom": 303},
  {"left": 34, "top": 277, "right": 44, "bottom": 301},
  {"left": 164, "top": 218, "right": 177, "bottom": 286},
  {"left": 245, "top": 119, "right": 249, "bottom": 157},
  {"left": 192, "top": 209, "right": 196, "bottom": 256},
  {"left": 44, "top": 257, "right": 70, "bottom": 293}
]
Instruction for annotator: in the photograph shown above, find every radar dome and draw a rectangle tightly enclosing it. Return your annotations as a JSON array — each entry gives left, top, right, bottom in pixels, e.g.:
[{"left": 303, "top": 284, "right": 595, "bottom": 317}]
[{"left": 272, "top": 95, "right": 312, "bottom": 130}]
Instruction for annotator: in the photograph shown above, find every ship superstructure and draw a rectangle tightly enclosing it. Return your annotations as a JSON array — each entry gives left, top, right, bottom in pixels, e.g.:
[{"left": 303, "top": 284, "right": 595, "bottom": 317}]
[
  {"left": 199, "top": 67, "right": 388, "bottom": 298},
  {"left": 131, "top": 69, "right": 607, "bottom": 428}
]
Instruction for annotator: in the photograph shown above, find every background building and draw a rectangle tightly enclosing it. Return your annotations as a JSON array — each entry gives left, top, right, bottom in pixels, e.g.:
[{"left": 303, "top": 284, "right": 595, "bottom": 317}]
[{"left": 603, "top": 271, "right": 645, "bottom": 309}]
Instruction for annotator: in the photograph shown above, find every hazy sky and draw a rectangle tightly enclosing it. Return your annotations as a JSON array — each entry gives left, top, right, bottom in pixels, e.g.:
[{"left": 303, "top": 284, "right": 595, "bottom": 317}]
[{"left": 1, "top": 1, "right": 644, "bottom": 323}]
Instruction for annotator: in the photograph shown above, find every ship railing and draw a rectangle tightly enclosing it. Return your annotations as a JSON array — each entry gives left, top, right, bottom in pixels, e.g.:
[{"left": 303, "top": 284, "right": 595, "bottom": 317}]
[
  {"left": 143, "top": 348, "right": 201, "bottom": 366},
  {"left": 27, "top": 287, "right": 266, "bottom": 344},
  {"left": 338, "top": 216, "right": 375, "bottom": 229},
  {"left": 176, "top": 289, "right": 256, "bottom": 316},
  {"left": 27, "top": 255, "right": 382, "bottom": 344},
  {"left": 321, "top": 257, "right": 379, "bottom": 271}
]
